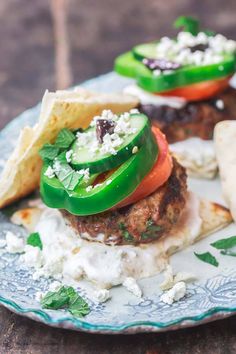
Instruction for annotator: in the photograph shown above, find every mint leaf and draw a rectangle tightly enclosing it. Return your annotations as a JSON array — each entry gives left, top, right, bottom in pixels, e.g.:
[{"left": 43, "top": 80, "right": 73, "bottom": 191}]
[
  {"left": 211, "top": 236, "right": 236, "bottom": 250},
  {"left": 68, "top": 293, "right": 90, "bottom": 317},
  {"left": 118, "top": 223, "right": 134, "bottom": 242},
  {"left": 41, "top": 286, "right": 70, "bottom": 309},
  {"left": 55, "top": 128, "right": 75, "bottom": 149},
  {"left": 41, "top": 286, "right": 90, "bottom": 317},
  {"left": 27, "top": 232, "right": 43, "bottom": 250},
  {"left": 55, "top": 162, "right": 83, "bottom": 191},
  {"left": 174, "top": 16, "right": 200, "bottom": 36},
  {"left": 194, "top": 252, "right": 219, "bottom": 267},
  {"left": 39, "top": 144, "right": 60, "bottom": 161},
  {"left": 221, "top": 249, "right": 236, "bottom": 257}
]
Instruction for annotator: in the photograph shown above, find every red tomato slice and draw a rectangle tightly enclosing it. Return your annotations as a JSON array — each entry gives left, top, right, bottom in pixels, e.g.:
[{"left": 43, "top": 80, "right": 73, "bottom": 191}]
[
  {"left": 157, "top": 76, "right": 231, "bottom": 101},
  {"left": 114, "top": 127, "right": 173, "bottom": 209}
]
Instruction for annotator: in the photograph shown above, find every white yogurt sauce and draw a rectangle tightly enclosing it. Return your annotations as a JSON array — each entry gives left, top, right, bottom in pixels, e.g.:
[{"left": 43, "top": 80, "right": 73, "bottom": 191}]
[
  {"left": 21, "top": 192, "right": 202, "bottom": 289},
  {"left": 123, "top": 84, "right": 186, "bottom": 109}
]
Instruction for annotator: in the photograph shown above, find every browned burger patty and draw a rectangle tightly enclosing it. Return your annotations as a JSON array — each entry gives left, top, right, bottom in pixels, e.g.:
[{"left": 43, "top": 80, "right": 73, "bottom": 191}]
[
  {"left": 139, "top": 87, "right": 236, "bottom": 143},
  {"left": 61, "top": 158, "right": 187, "bottom": 245}
]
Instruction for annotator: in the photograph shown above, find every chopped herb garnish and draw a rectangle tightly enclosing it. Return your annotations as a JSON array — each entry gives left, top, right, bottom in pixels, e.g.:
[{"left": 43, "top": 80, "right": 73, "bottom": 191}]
[
  {"left": 211, "top": 236, "right": 236, "bottom": 250},
  {"left": 41, "top": 286, "right": 90, "bottom": 317},
  {"left": 27, "top": 232, "right": 43, "bottom": 250},
  {"left": 118, "top": 222, "right": 134, "bottom": 242},
  {"left": 55, "top": 162, "right": 83, "bottom": 191},
  {"left": 174, "top": 16, "right": 200, "bottom": 36},
  {"left": 39, "top": 144, "right": 60, "bottom": 162},
  {"left": 67, "top": 291, "right": 90, "bottom": 317},
  {"left": 41, "top": 286, "right": 70, "bottom": 309},
  {"left": 141, "top": 220, "right": 162, "bottom": 240},
  {"left": 55, "top": 128, "right": 75, "bottom": 149},
  {"left": 194, "top": 252, "right": 219, "bottom": 267}
]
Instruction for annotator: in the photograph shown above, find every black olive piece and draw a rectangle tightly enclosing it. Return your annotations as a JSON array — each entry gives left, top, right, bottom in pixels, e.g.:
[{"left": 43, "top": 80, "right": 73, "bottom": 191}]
[
  {"left": 96, "top": 119, "right": 116, "bottom": 144},
  {"left": 142, "top": 58, "right": 182, "bottom": 72},
  {"left": 189, "top": 43, "right": 209, "bottom": 52}
]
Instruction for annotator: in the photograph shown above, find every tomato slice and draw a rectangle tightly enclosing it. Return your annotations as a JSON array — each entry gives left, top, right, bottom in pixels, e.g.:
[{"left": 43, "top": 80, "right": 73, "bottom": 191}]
[
  {"left": 157, "top": 76, "right": 231, "bottom": 101},
  {"left": 114, "top": 127, "right": 173, "bottom": 209}
]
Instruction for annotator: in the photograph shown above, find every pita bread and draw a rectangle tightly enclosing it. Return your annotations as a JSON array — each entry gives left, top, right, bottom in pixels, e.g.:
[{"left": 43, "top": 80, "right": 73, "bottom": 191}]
[
  {"left": 0, "top": 89, "right": 138, "bottom": 208},
  {"left": 160, "top": 193, "right": 232, "bottom": 257},
  {"left": 214, "top": 120, "right": 236, "bottom": 222}
]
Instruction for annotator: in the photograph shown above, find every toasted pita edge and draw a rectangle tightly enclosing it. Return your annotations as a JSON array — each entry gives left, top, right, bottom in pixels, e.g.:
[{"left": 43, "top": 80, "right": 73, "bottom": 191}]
[
  {"left": 0, "top": 89, "right": 138, "bottom": 209},
  {"left": 166, "top": 198, "right": 232, "bottom": 257}
]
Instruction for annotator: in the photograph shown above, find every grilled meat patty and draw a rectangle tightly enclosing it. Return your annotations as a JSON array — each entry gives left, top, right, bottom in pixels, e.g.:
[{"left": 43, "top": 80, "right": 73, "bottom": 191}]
[
  {"left": 139, "top": 87, "right": 236, "bottom": 143},
  {"left": 62, "top": 158, "right": 187, "bottom": 245}
]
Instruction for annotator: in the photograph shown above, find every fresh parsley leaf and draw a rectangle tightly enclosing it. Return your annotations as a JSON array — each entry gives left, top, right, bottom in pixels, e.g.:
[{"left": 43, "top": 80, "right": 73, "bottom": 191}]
[
  {"left": 221, "top": 249, "right": 236, "bottom": 257},
  {"left": 68, "top": 293, "right": 90, "bottom": 317},
  {"left": 39, "top": 144, "right": 60, "bottom": 161},
  {"left": 27, "top": 232, "right": 43, "bottom": 250},
  {"left": 55, "top": 162, "right": 83, "bottom": 191},
  {"left": 41, "top": 286, "right": 90, "bottom": 317},
  {"left": 194, "top": 252, "right": 219, "bottom": 267},
  {"left": 174, "top": 16, "right": 200, "bottom": 35},
  {"left": 211, "top": 236, "right": 236, "bottom": 250},
  {"left": 55, "top": 128, "right": 75, "bottom": 149},
  {"left": 41, "top": 286, "right": 70, "bottom": 309},
  {"left": 118, "top": 223, "right": 133, "bottom": 242}
]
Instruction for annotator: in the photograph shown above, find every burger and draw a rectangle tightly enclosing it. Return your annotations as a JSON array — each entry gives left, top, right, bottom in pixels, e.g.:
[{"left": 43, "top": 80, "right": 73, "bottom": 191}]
[{"left": 114, "top": 16, "right": 236, "bottom": 178}]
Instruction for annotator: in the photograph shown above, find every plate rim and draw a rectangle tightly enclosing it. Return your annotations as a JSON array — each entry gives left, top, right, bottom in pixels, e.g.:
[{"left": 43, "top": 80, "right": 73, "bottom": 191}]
[
  {"left": 1, "top": 294, "right": 236, "bottom": 333},
  {"left": 1, "top": 71, "right": 236, "bottom": 333}
]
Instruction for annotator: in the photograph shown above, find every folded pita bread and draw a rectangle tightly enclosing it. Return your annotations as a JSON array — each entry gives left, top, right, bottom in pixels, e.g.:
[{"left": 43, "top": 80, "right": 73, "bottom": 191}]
[
  {"left": 214, "top": 120, "right": 236, "bottom": 222},
  {"left": 0, "top": 89, "right": 138, "bottom": 208}
]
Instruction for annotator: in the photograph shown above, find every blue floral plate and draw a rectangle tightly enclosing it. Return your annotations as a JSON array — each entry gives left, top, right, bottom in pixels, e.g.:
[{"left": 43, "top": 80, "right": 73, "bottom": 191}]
[{"left": 0, "top": 72, "right": 236, "bottom": 334}]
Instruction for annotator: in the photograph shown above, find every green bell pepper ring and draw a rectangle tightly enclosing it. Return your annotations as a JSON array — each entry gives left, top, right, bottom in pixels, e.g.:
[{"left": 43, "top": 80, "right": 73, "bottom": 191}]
[
  {"left": 40, "top": 130, "right": 158, "bottom": 216},
  {"left": 115, "top": 50, "right": 236, "bottom": 93}
]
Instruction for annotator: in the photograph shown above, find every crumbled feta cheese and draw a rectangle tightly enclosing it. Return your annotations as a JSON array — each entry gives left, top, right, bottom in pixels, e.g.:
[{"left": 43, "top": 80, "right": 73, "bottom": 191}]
[
  {"left": 160, "top": 265, "right": 174, "bottom": 291},
  {"left": 44, "top": 166, "right": 55, "bottom": 179},
  {"left": 93, "top": 183, "right": 103, "bottom": 189},
  {"left": 5, "top": 231, "right": 25, "bottom": 254},
  {"left": 21, "top": 244, "right": 43, "bottom": 267},
  {"left": 155, "top": 31, "right": 236, "bottom": 67},
  {"left": 35, "top": 291, "right": 44, "bottom": 302},
  {"left": 48, "top": 280, "right": 62, "bottom": 292},
  {"left": 132, "top": 146, "right": 138, "bottom": 154},
  {"left": 123, "top": 277, "right": 142, "bottom": 298},
  {"left": 160, "top": 281, "right": 186, "bottom": 305},
  {"left": 66, "top": 150, "right": 73, "bottom": 163},
  {"left": 0, "top": 239, "right": 6, "bottom": 248},
  {"left": 215, "top": 99, "right": 224, "bottom": 110},
  {"left": 153, "top": 69, "right": 161, "bottom": 76},
  {"left": 77, "top": 168, "right": 90, "bottom": 182},
  {"left": 160, "top": 265, "right": 196, "bottom": 291},
  {"left": 93, "top": 288, "right": 111, "bottom": 303},
  {"left": 53, "top": 160, "right": 61, "bottom": 173},
  {"left": 86, "top": 185, "right": 93, "bottom": 192}
]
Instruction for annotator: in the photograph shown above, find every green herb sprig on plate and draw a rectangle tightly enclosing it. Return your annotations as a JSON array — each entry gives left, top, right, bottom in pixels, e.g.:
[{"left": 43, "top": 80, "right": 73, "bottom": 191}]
[{"left": 41, "top": 286, "right": 90, "bottom": 318}]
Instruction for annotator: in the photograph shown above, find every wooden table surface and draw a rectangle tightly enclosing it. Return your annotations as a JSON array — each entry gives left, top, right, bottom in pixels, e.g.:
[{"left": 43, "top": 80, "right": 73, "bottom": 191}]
[{"left": 0, "top": 1, "right": 236, "bottom": 353}]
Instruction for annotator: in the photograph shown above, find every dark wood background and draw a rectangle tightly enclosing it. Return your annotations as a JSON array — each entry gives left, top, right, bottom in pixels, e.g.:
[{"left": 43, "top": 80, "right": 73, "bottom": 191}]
[{"left": 1, "top": 1, "right": 236, "bottom": 352}]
